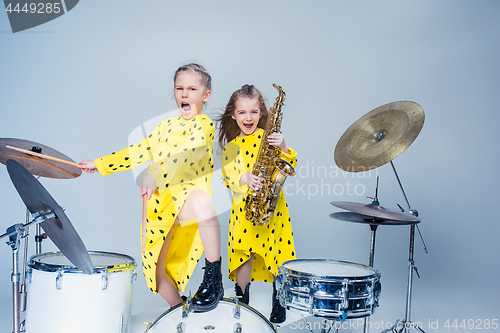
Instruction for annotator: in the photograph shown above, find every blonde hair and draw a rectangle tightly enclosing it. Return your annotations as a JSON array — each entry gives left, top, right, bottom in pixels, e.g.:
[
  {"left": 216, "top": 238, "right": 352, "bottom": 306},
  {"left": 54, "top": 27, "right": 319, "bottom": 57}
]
[{"left": 173, "top": 63, "right": 212, "bottom": 91}]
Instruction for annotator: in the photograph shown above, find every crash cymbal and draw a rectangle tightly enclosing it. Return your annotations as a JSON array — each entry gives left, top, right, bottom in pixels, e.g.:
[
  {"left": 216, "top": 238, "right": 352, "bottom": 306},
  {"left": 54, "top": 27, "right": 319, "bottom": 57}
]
[
  {"left": 0, "top": 138, "right": 81, "bottom": 179},
  {"left": 331, "top": 201, "right": 420, "bottom": 222},
  {"left": 6, "top": 160, "right": 92, "bottom": 274},
  {"left": 334, "top": 101, "right": 424, "bottom": 172},
  {"left": 329, "top": 212, "right": 419, "bottom": 226}
]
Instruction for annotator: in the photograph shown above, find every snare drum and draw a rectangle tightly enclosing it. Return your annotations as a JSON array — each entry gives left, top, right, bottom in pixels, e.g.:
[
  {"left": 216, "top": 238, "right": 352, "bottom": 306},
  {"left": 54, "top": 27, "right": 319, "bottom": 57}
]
[
  {"left": 277, "top": 259, "right": 381, "bottom": 319},
  {"left": 25, "top": 251, "right": 137, "bottom": 333},
  {"left": 146, "top": 298, "right": 276, "bottom": 332}
]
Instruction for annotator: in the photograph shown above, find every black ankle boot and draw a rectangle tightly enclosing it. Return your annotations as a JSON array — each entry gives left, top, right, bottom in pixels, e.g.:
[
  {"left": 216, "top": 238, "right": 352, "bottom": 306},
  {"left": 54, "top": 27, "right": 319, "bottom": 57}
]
[
  {"left": 269, "top": 282, "right": 286, "bottom": 323},
  {"left": 234, "top": 282, "right": 251, "bottom": 305},
  {"left": 191, "top": 257, "right": 224, "bottom": 312}
]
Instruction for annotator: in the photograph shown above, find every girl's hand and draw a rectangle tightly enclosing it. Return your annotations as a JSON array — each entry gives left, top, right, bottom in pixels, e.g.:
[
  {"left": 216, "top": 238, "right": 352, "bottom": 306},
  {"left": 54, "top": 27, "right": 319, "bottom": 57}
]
[
  {"left": 267, "top": 133, "right": 290, "bottom": 154},
  {"left": 140, "top": 174, "right": 156, "bottom": 200},
  {"left": 241, "top": 170, "right": 264, "bottom": 192},
  {"left": 78, "top": 160, "right": 98, "bottom": 173}
]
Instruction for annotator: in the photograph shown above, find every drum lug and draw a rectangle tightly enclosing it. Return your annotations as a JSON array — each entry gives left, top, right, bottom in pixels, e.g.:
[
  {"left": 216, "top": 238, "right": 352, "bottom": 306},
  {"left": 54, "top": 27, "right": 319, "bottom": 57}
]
[
  {"left": 308, "top": 277, "right": 317, "bottom": 314},
  {"left": 143, "top": 321, "right": 152, "bottom": 333},
  {"left": 176, "top": 322, "right": 186, "bottom": 333},
  {"left": 233, "top": 297, "right": 241, "bottom": 319},
  {"left": 182, "top": 291, "right": 192, "bottom": 318},
  {"left": 56, "top": 269, "right": 63, "bottom": 290},
  {"left": 340, "top": 279, "right": 349, "bottom": 316},
  {"left": 367, "top": 284, "right": 374, "bottom": 306},
  {"left": 101, "top": 271, "right": 108, "bottom": 290},
  {"left": 233, "top": 322, "right": 242, "bottom": 333},
  {"left": 131, "top": 271, "right": 138, "bottom": 284},
  {"left": 25, "top": 268, "right": 32, "bottom": 284}
]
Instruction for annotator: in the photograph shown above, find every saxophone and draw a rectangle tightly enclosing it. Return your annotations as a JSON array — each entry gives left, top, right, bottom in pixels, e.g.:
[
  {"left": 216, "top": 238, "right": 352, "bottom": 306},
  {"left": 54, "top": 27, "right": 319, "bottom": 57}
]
[{"left": 244, "top": 84, "right": 296, "bottom": 225}]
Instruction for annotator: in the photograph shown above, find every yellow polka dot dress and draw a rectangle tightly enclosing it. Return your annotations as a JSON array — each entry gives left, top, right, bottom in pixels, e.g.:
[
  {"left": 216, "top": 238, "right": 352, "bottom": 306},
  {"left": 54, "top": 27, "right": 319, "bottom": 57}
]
[
  {"left": 221, "top": 128, "right": 297, "bottom": 283},
  {"left": 94, "top": 114, "right": 215, "bottom": 293}
]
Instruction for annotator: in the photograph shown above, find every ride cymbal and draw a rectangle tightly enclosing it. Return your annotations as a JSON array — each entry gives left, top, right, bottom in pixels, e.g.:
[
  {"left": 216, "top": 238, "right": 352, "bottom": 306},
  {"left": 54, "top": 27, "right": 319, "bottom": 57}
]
[
  {"left": 331, "top": 201, "right": 420, "bottom": 223},
  {"left": 329, "top": 211, "right": 419, "bottom": 226},
  {"left": 334, "top": 101, "right": 424, "bottom": 172},
  {"left": 0, "top": 138, "right": 81, "bottom": 179}
]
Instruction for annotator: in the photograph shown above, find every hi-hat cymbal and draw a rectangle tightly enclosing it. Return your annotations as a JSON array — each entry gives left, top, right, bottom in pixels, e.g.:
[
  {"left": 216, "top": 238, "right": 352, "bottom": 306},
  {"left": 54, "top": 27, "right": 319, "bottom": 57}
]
[
  {"left": 7, "top": 160, "right": 92, "bottom": 274},
  {"left": 0, "top": 138, "right": 81, "bottom": 179},
  {"left": 329, "top": 212, "right": 419, "bottom": 226},
  {"left": 331, "top": 201, "right": 420, "bottom": 222},
  {"left": 334, "top": 101, "right": 424, "bottom": 172}
]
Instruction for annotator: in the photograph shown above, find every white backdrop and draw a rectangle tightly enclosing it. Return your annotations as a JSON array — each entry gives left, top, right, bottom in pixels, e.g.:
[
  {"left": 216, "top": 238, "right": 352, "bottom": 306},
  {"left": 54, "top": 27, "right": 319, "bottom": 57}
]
[{"left": 1, "top": 1, "right": 499, "bottom": 332}]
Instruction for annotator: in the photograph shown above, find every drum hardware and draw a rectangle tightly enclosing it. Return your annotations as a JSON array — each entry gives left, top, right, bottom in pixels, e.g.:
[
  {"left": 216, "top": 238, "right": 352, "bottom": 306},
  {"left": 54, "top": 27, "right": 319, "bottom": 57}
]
[
  {"left": 233, "top": 295, "right": 241, "bottom": 319},
  {"left": 145, "top": 298, "right": 277, "bottom": 332},
  {"left": 0, "top": 205, "right": 57, "bottom": 333},
  {"left": 182, "top": 292, "right": 192, "bottom": 318},
  {"left": 332, "top": 100, "right": 428, "bottom": 333},
  {"left": 177, "top": 322, "right": 186, "bottom": 332},
  {"left": 2, "top": 159, "right": 92, "bottom": 333}
]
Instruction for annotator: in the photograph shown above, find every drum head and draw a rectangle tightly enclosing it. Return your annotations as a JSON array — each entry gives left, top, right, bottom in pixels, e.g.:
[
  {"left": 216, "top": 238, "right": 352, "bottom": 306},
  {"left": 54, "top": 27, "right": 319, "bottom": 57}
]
[
  {"left": 282, "top": 259, "right": 377, "bottom": 278},
  {"left": 29, "top": 251, "right": 136, "bottom": 273},
  {"left": 147, "top": 298, "right": 276, "bottom": 332}
]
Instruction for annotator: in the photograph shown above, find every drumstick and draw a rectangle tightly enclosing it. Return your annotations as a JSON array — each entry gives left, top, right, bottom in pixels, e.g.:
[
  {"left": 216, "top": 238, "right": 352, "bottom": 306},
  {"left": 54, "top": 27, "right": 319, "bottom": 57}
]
[
  {"left": 6, "top": 145, "right": 79, "bottom": 167},
  {"left": 141, "top": 195, "right": 147, "bottom": 253}
]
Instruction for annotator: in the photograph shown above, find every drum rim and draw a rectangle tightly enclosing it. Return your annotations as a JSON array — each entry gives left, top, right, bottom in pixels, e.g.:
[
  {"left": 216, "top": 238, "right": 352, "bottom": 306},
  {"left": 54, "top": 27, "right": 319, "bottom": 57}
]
[
  {"left": 281, "top": 258, "right": 379, "bottom": 279},
  {"left": 146, "top": 297, "right": 277, "bottom": 332},
  {"left": 28, "top": 251, "right": 137, "bottom": 273}
]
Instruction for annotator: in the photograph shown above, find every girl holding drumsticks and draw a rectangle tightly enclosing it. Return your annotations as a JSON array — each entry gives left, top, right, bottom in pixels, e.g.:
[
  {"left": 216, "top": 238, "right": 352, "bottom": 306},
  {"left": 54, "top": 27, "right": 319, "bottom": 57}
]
[{"left": 79, "top": 63, "right": 223, "bottom": 312}]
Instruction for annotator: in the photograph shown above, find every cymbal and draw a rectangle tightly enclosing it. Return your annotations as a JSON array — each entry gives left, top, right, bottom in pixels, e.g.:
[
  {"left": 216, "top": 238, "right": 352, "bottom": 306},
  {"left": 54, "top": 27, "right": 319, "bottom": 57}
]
[
  {"left": 331, "top": 201, "right": 420, "bottom": 222},
  {"left": 6, "top": 160, "right": 92, "bottom": 274},
  {"left": 330, "top": 212, "right": 419, "bottom": 226},
  {"left": 0, "top": 138, "right": 81, "bottom": 179},
  {"left": 334, "top": 101, "right": 424, "bottom": 172}
]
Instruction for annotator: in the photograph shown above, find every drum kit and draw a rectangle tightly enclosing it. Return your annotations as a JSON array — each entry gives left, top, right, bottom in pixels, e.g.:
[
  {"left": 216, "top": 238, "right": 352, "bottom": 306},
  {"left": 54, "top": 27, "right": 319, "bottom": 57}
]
[
  {"left": 0, "top": 139, "right": 137, "bottom": 333},
  {"left": 1, "top": 100, "right": 426, "bottom": 333},
  {"left": 275, "top": 101, "right": 427, "bottom": 333}
]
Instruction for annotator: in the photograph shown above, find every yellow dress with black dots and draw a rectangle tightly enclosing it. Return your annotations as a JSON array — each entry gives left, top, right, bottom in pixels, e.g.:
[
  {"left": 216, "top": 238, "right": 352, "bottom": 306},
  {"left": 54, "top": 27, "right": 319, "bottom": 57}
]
[
  {"left": 221, "top": 128, "right": 297, "bottom": 283},
  {"left": 94, "top": 114, "right": 215, "bottom": 293}
]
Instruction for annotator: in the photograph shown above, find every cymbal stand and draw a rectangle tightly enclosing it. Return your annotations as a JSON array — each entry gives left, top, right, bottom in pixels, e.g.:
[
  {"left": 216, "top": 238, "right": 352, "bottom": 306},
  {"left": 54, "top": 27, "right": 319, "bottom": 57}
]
[
  {"left": 1, "top": 210, "right": 55, "bottom": 333},
  {"left": 382, "top": 161, "right": 426, "bottom": 333},
  {"left": 363, "top": 175, "right": 380, "bottom": 333}
]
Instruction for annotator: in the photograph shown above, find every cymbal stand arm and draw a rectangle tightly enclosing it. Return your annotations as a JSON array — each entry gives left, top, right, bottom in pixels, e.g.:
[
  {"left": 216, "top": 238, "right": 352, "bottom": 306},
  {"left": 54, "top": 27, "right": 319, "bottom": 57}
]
[
  {"left": 20, "top": 209, "right": 30, "bottom": 312},
  {"left": 390, "top": 161, "right": 412, "bottom": 212},
  {"left": 387, "top": 161, "right": 426, "bottom": 333}
]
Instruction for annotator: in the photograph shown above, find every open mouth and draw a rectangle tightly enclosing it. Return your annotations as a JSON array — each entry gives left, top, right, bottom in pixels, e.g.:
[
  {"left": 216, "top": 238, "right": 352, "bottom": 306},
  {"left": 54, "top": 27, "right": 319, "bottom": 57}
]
[
  {"left": 181, "top": 102, "right": 191, "bottom": 113},
  {"left": 243, "top": 122, "right": 254, "bottom": 131}
]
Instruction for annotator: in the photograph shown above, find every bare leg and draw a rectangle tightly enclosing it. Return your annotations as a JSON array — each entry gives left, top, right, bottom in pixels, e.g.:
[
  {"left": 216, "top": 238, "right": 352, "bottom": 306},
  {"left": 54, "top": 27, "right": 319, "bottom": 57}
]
[
  {"left": 156, "top": 222, "right": 183, "bottom": 307},
  {"left": 178, "top": 189, "right": 220, "bottom": 262},
  {"left": 236, "top": 252, "right": 254, "bottom": 289}
]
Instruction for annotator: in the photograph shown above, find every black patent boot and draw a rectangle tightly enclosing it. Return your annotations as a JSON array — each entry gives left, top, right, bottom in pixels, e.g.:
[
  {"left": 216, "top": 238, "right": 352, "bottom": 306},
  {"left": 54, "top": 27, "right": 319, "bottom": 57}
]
[
  {"left": 191, "top": 257, "right": 224, "bottom": 312},
  {"left": 234, "top": 282, "right": 251, "bottom": 305},
  {"left": 269, "top": 281, "right": 286, "bottom": 323}
]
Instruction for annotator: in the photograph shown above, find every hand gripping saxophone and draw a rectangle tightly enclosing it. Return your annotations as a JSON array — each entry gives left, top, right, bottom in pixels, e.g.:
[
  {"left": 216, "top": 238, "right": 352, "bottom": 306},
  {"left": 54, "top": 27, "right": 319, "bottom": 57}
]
[{"left": 244, "top": 84, "right": 296, "bottom": 225}]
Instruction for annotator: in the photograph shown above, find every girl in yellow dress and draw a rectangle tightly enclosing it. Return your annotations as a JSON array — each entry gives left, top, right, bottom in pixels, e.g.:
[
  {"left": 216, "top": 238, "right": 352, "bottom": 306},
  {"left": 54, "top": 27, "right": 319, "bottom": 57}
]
[
  {"left": 78, "top": 64, "right": 223, "bottom": 312},
  {"left": 218, "top": 84, "right": 297, "bottom": 323}
]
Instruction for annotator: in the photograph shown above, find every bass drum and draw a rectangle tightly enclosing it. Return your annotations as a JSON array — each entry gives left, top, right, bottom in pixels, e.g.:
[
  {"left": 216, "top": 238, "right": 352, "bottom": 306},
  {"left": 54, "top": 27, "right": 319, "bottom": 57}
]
[
  {"left": 25, "top": 251, "right": 137, "bottom": 333},
  {"left": 146, "top": 298, "right": 276, "bottom": 332},
  {"left": 277, "top": 259, "right": 381, "bottom": 319}
]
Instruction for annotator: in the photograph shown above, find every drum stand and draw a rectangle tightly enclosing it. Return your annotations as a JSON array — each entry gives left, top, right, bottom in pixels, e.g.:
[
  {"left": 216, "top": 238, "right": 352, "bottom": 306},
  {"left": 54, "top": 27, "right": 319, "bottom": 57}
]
[
  {"left": 382, "top": 161, "right": 427, "bottom": 333},
  {"left": 1, "top": 211, "right": 55, "bottom": 333}
]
